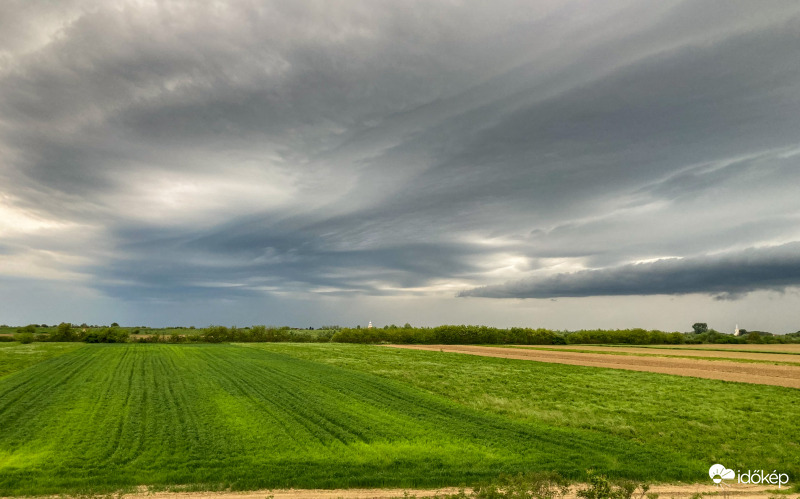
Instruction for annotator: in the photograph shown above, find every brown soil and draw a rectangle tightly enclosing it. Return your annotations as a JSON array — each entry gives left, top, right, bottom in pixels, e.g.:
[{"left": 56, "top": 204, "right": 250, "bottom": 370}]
[
  {"left": 8, "top": 483, "right": 781, "bottom": 499},
  {"left": 624, "top": 343, "right": 800, "bottom": 353},
  {"left": 386, "top": 345, "right": 800, "bottom": 389},
  {"left": 512, "top": 345, "right": 800, "bottom": 362}
]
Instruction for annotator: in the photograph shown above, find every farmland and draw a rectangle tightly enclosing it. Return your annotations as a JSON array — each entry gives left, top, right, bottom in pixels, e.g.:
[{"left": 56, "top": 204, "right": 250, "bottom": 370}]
[
  {"left": 0, "top": 343, "right": 691, "bottom": 496},
  {"left": 0, "top": 342, "right": 798, "bottom": 496},
  {"left": 0, "top": 342, "right": 85, "bottom": 378},
  {"left": 386, "top": 344, "right": 800, "bottom": 388}
]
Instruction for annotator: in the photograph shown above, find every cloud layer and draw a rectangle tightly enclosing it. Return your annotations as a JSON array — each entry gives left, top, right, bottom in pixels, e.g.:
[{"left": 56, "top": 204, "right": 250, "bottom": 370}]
[
  {"left": 460, "top": 243, "right": 800, "bottom": 299},
  {"left": 2, "top": 1, "right": 800, "bottom": 328}
]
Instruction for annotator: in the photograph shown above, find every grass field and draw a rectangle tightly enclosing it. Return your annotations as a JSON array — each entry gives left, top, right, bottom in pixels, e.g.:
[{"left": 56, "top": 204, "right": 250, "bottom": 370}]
[
  {"left": 0, "top": 342, "right": 85, "bottom": 378},
  {"left": 241, "top": 344, "right": 800, "bottom": 476},
  {"left": 0, "top": 343, "right": 796, "bottom": 496},
  {"left": 0, "top": 343, "right": 695, "bottom": 496}
]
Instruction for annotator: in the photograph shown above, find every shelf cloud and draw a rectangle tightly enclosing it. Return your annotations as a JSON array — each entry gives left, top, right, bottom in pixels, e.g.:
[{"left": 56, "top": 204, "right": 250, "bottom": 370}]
[{"left": 459, "top": 243, "right": 800, "bottom": 300}]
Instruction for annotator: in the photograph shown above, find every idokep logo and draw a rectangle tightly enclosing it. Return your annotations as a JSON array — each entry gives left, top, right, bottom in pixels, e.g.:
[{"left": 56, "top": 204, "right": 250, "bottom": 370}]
[
  {"left": 738, "top": 469, "right": 790, "bottom": 488},
  {"left": 709, "top": 464, "right": 790, "bottom": 489},
  {"left": 709, "top": 464, "right": 735, "bottom": 484}
]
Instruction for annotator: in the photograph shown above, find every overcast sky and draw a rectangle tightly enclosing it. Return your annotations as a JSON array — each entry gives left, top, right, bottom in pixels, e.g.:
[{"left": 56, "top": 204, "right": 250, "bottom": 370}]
[{"left": 2, "top": 1, "right": 800, "bottom": 332}]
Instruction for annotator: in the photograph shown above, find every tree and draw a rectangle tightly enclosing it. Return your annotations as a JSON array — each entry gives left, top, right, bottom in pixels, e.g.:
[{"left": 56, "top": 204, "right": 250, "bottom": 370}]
[
  {"left": 16, "top": 324, "right": 36, "bottom": 334},
  {"left": 51, "top": 322, "right": 74, "bottom": 342},
  {"left": 692, "top": 323, "right": 708, "bottom": 334},
  {"left": 746, "top": 331, "right": 763, "bottom": 344},
  {"left": 111, "top": 322, "right": 120, "bottom": 327},
  {"left": 15, "top": 332, "right": 34, "bottom": 344}
]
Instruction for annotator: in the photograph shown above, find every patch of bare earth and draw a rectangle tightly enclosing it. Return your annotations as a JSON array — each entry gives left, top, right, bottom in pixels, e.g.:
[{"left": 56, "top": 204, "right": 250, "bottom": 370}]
[
  {"left": 511, "top": 345, "right": 800, "bottom": 363},
  {"left": 386, "top": 345, "right": 800, "bottom": 389},
  {"left": 625, "top": 344, "right": 800, "bottom": 353},
  {"left": 13, "top": 483, "right": 782, "bottom": 499}
]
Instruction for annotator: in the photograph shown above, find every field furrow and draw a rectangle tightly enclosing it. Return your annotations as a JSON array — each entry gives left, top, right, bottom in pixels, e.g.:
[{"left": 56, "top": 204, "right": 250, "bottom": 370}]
[{"left": 0, "top": 344, "right": 697, "bottom": 496}]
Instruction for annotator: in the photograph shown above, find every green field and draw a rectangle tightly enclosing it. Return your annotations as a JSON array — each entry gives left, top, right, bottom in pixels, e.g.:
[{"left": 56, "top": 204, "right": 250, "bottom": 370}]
[
  {"left": 0, "top": 343, "right": 797, "bottom": 496},
  {"left": 0, "top": 342, "right": 85, "bottom": 378}
]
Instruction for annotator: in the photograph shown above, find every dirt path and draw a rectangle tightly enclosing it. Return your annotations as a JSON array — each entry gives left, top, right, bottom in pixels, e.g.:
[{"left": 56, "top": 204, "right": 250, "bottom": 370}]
[
  {"left": 386, "top": 345, "right": 800, "bottom": 389},
  {"left": 9, "top": 483, "right": 782, "bottom": 499},
  {"left": 508, "top": 345, "right": 800, "bottom": 363},
  {"left": 618, "top": 343, "right": 800, "bottom": 353}
]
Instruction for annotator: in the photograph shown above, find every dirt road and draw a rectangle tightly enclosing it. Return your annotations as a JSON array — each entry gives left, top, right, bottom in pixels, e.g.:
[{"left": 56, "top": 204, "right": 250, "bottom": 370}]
[
  {"left": 21, "top": 483, "right": 781, "bottom": 499},
  {"left": 386, "top": 345, "right": 800, "bottom": 388}
]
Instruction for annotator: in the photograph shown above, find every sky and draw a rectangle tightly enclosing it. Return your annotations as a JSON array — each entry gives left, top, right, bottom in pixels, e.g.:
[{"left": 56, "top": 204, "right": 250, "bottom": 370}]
[{"left": 1, "top": 1, "right": 800, "bottom": 332}]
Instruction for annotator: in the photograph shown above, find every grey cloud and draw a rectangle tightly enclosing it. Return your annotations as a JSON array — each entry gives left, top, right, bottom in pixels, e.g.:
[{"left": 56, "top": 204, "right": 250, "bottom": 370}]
[
  {"left": 88, "top": 218, "right": 495, "bottom": 301},
  {"left": 2, "top": 1, "right": 800, "bottom": 326},
  {"left": 460, "top": 243, "right": 800, "bottom": 299}
]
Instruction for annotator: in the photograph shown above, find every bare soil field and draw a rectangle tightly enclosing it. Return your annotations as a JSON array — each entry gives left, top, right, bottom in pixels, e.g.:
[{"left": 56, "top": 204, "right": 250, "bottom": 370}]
[
  {"left": 387, "top": 345, "right": 800, "bottom": 389},
  {"left": 511, "top": 345, "right": 800, "bottom": 363},
  {"left": 620, "top": 343, "right": 800, "bottom": 353},
  {"left": 17, "top": 483, "right": 779, "bottom": 499}
]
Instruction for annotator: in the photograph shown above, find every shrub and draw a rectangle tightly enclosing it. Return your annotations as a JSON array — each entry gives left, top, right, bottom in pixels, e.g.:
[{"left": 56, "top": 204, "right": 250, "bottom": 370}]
[
  {"left": 16, "top": 324, "right": 36, "bottom": 335},
  {"left": 202, "top": 325, "right": 230, "bottom": 343},
  {"left": 577, "top": 470, "right": 652, "bottom": 499},
  {"left": 83, "top": 327, "right": 129, "bottom": 343},
  {"left": 14, "top": 332, "right": 35, "bottom": 344},
  {"left": 49, "top": 322, "right": 77, "bottom": 342}
]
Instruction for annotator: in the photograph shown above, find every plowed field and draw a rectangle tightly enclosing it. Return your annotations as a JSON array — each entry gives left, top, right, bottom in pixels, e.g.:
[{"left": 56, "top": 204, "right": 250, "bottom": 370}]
[{"left": 387, "top": 345, "right": 800, "bottom": 388}]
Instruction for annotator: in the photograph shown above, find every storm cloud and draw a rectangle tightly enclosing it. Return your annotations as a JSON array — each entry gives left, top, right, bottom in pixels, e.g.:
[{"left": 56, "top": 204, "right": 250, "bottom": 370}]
[
  {"left": 460, "top": 243, "right": 800, "bottom": 300},
  {"left": 2, "top": 1, "right": 800, "bottom": 329}
]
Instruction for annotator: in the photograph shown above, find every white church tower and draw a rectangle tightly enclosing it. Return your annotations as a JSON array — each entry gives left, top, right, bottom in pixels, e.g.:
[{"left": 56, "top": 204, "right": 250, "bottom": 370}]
[{"left": 734, "top": 324, "right": 740, "bottom": 336}]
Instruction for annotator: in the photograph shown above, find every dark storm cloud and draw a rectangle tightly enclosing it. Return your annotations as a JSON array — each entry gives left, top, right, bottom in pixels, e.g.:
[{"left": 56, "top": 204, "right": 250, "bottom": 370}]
[
  {"left": 460, "top": 243, "right": 800, "bottom": 299},
  {"left": 2, "top": 0, "right": 800, "bottom": 314},
  {"left": 98, "top": 212, "right": 499, "bottom": 299}
]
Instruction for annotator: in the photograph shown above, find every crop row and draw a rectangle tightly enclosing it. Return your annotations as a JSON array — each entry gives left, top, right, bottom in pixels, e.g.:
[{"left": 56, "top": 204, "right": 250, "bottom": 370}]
[{"left": 0, "top": 344, "right": 692, "bottom": 495}]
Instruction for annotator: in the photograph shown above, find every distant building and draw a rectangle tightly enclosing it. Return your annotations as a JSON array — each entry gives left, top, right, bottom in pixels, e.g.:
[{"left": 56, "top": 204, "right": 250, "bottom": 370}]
[
  {"left": 367, "top": 321, "right": 373, "bottom": 329},
  {"left": 734, "top": 324, "right": 741, "bottom": 336}
]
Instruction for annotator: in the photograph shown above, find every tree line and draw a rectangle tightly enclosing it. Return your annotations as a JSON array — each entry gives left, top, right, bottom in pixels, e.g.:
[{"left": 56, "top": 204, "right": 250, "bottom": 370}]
[{"left": 4, "top": 322, "right": 799, "bottom": 345}]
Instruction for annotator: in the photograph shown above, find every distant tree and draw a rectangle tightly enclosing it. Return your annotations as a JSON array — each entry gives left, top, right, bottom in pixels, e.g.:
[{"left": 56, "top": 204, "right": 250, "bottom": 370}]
[
  {"left": 50, "top": 322, "right": 75, "bottom": 342},
  {"left": 692, "top": 323, "right": 708, "bottom": 334},
  {"left": 746, "top": 331, "right": 763, "bottom": 344},
  {"left": 111, "top": 322, "right": 120, "bottom": 327},
  {"left": 16, "top": 324, "right": 36, "bottom": 334},
  {"left": 403, "top": 323, "right": 412, "bottom": 329},
  {"left": 83, "top": 327, "right": 129, "bottom": 343},
  {"left": 15, "top": 332, "right": 34, "bottom": 344}
]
